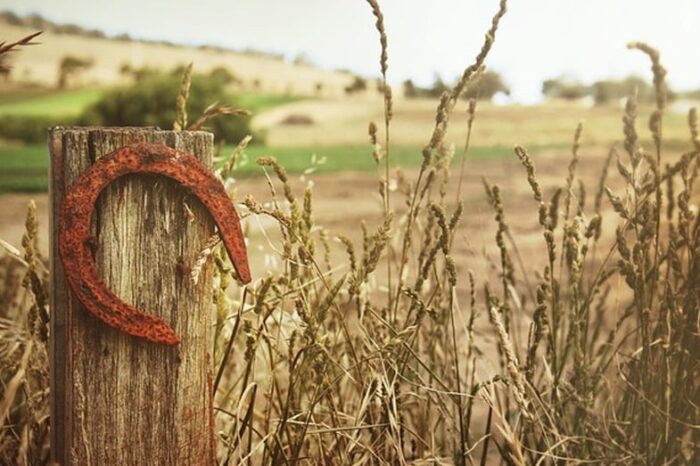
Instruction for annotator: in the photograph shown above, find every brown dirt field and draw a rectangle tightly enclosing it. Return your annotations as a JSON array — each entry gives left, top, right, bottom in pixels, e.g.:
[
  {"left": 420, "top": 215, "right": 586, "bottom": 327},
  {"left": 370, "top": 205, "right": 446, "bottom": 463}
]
[
  {"left": 0, "top": 146, "right": 629, "bottom": 290},
  {"left": 0, "top": 146, "right": 638, "bottom": 391}
]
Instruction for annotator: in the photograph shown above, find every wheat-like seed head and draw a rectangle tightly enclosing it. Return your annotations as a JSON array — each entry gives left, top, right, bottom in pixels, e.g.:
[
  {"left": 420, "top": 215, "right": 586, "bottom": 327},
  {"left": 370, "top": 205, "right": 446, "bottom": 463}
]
[
  {"left": 622, "top": 90, "right": 639, "bottom": 164},
  {"left": 628, "top": 41, "right": 667, "bottom": 113},
  {"left": 488, "top": 302, "right": 531, "bottom": 419},
  {"left": 173, "top": 62, "right": 193, "bottom": 131}
]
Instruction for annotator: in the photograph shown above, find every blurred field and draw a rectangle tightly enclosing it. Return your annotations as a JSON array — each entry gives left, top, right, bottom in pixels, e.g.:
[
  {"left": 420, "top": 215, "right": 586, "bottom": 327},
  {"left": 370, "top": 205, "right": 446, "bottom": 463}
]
[
  {"left": 0, "top": 91, "right": 692, "bottom": 192},
  {"left": 254, "top": 95, "right": 693, "bottom": 147},
  {"left": 0, "top": 87, "right": 299, "bottom": 118},
  {"left": 1, "top": 21, "right": 354, "bottom": 96},
  {"left": 0, "top": 142, "right": 565, "bottom": 193},
  {"left": 0, "top": 143, "right": 615, "bottom": 273},
  {"left": 0, "top": 88, "right": 102, "bottom": 116},
  {"left": 0, "top": 16, "right": 693, "bottom": 194}
]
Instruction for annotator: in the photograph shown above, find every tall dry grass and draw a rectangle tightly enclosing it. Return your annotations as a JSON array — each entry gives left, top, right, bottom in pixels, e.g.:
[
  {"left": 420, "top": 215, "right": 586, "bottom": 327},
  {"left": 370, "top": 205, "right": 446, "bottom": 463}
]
[
  {"left": 0, "top": 201, "right": 50, "bottom": 465},
  {"left": 2, "top": 0, "right": 700, "bottom": 464}
]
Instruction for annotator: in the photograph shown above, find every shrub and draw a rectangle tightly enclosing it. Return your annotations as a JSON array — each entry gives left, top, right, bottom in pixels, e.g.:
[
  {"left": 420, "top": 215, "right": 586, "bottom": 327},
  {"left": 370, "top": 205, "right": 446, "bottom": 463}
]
[
  {"left": 80, "top": 72, "right": 259, "bottom": 144},
  {"left": 57, "top": 55, "right": 93, "bottom": 89},
  {"left": 118, "top": 63, "right": 161, "bottom": 82},
  {"left": 402, "top": 78, "right": 418, "bottom": 98},
  {"left": 592, "top": 75, "right": 655, "bottom": 105},
  {"left": 0, "top": 115, "right": 75, "bottom": 143},
  {"left": 463, "top": 70, "right": 510, "bottom": 100},
  {"left": 406, "top": 71, "right": 509, "bottom": 101},
  {"left": 429, "top": 73, "right": 451, "bottom": 97},
  {"left": 344, "top": 75, "right": 367, "bottom": 94},
  {"left": 542, "top": 77, "right": 589, "bottom": 100},
  {"left": 207, "top": 66, "right": 240, "bottom": 86}
]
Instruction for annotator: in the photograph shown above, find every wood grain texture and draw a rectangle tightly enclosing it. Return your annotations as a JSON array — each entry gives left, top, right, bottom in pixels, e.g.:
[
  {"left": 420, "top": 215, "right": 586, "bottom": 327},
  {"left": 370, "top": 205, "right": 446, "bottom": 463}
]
[{"left": 49, "top": 128, "right": 216, "bottom": 466}]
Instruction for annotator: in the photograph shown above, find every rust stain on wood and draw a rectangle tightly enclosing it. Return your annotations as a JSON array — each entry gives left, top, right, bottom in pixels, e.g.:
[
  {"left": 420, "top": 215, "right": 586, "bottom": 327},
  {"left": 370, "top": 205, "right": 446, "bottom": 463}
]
[{"left": 50, "top": 128, "right": 225, "bottom": 465}]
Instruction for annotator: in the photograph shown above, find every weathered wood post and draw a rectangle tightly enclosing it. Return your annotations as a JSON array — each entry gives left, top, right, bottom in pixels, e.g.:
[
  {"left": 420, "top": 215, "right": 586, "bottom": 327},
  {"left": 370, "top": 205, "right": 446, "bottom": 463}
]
[{"left": 49, "top": 128, "right": 217, "bottom": 465}]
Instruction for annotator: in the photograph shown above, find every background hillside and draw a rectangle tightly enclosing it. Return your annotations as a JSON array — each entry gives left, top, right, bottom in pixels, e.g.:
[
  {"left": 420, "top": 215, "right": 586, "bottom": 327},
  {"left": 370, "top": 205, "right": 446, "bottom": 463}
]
[{"left": 0, "top": 14, "right": 355, "bottom": 96}]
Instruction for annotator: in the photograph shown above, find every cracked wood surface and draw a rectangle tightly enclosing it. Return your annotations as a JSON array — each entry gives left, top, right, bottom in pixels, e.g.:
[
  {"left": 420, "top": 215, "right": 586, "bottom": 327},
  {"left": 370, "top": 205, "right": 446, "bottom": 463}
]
[{"left": 50, "top": 128, "right": 216, "bottom": 466}]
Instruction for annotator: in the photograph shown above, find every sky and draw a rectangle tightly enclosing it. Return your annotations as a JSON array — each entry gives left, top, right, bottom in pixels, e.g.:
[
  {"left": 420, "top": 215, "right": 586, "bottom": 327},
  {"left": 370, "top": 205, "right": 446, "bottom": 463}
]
[{"left": 1, "top": 0, "right": 699, "bottom": 103}]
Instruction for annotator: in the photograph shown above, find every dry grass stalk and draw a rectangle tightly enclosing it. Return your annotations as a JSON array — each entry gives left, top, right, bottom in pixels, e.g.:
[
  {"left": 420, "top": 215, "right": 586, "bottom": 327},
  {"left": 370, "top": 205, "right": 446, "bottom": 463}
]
[
  {"left": 365, "top": 0, "right": 395, "bottom": 311},
  {"left": 0, "top": 31, "right": 42, "bottom": 72},
  {"left": 487, "top": 301, "right": 530, "bottom": 419},
  {"left": 173, "top": 62, "right": 193, "bottom": 131},
  {"left": 188, "top": 103, "right": 251, "bottom": 131},
  {"left": 1, "top": 202, "right": 50, "bottom": 465}
]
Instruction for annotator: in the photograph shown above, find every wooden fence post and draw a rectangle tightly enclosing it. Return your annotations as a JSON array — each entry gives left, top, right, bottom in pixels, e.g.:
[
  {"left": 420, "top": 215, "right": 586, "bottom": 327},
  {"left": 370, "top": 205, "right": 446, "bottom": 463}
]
[{"left": 49, "top": 127, "right": 217, "bottom": 465}]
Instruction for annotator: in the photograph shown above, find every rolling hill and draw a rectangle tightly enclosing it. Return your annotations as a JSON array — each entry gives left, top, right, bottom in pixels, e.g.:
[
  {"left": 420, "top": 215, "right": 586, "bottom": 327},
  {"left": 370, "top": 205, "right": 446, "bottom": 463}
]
[{"left": 0, "top": 13, "right": 355, "bottom": 97}]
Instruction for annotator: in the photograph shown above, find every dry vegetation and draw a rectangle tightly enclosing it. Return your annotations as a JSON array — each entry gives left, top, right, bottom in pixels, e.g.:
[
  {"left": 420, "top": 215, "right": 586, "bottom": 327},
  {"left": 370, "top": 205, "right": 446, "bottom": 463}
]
[
  {"left": 2, "top": 0, "right": 700, "bottom": 464},
  {"left": 252, "top": 97, "right": 693, "bottom": 149}
]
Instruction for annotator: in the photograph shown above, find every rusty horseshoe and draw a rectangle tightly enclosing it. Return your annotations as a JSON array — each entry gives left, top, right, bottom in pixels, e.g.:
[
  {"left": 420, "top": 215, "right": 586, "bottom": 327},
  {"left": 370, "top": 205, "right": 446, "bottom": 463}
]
[{"left": 59, "top": 143, "right": 251, "bottom": 346}]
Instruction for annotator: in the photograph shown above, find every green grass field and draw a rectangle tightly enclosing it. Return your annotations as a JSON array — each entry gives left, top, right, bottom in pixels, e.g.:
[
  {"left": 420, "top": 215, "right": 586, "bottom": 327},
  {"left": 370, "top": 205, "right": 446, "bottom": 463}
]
[
  {"left": 0, "top": 88, "right": 104, "bottom": 117},
  {"left": 0, "top": 88, "right": 693, "bottom": 193},
  {"left": 236, "top": 93, "right": 301, "bottom": 113},
  {"left": 0, "top": 88, "right": 298, "bottom": 118},
  {"left": 0, "top": 88, "right": 338, "bottom": 192},
  {"left": 0, "top": 143, "right": 544, "bottom": 193}
]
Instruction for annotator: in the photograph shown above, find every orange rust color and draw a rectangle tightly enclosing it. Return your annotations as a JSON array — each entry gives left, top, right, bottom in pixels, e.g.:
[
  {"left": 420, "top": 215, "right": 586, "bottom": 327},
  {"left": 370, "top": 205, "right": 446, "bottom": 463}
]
[{"left": 59, "top": 143, "right": 251, "bottom": 345}]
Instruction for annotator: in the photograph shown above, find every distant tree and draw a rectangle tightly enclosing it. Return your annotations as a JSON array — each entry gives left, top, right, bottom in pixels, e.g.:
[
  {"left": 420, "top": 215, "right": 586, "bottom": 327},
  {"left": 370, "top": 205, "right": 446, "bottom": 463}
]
[
  {"left": 404, "top": 71, "right": 509, "bottom": 101},
  {"left": 82, "top": 29, "right": 106, "bottom": 39},
  {"left": 315, "top": 81, "right": 324, "bottom": 96},
  {"left": 403, "top": 79, "right": 419, "bottom": 98},
  {"left": 429, "top": 74, "right": 450, "bottom": 97},
  {"left": 80, "top": 72, "right": 258, "bottom": 144},
  {"left": 543, "top": 74, "right": 674, "bottom": 105},
  {"left": 542, "top": 77, "right": 588, "bottom": 101},
  {"left": 292, "top": 53, "right": 311, "bottom": 66},
  {"left": 680, "top": 88, "right": 700, "bottom": 100},
  {"left": 374, "top": 78, "right": 385, "bottom": 95},
  {"left": 590, "top": 80, "right": 614, "bottom": 105},
  {"left": 57, "top": 24, "right": 84, "bottom": 35},
  {"left": 118, "top": 63, "right": 159, "bottom": 82},
  {"left": 592, "top": 76, "right": 655, "bottom": 105},
  {"left": 208, "top": 66, "right": 240, "bottom": 86},
  {"left": 25, "top": 14, "right": 49, "bottom": 30},
  {"left": 57, "top": 55, "right": 93, "bottom": 89},
  {"left": 344, "top": 75, "right": 367, "bottom": 95},
  {"left": 0, "top": 11, "right": 23, "bottom": 26},
  {"left": 464, "top": 70, "right": 510, "bottom": 100},
  {"left": 118, "top": 62, "right": 133, "bottom": 76},
  {"left": 170, "top": 64, "right": 188, "bottom": 77},
  {"left": 0, "top": 55, "right": 11, "bottom": 81}
]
